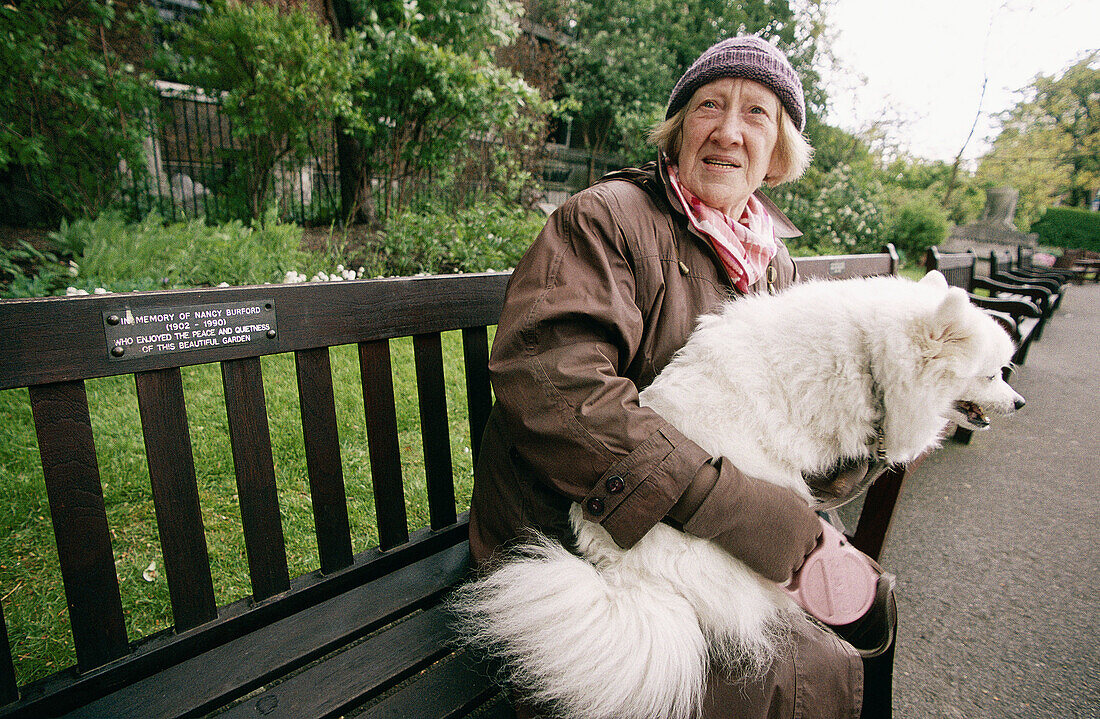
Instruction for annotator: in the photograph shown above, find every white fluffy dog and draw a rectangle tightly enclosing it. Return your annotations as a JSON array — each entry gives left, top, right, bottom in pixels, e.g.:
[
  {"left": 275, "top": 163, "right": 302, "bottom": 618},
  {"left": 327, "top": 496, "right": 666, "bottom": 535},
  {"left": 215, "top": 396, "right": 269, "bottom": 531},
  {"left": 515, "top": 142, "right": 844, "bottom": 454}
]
[{"left": 452, "top": 271, "right": 1023, "bottom": 719}]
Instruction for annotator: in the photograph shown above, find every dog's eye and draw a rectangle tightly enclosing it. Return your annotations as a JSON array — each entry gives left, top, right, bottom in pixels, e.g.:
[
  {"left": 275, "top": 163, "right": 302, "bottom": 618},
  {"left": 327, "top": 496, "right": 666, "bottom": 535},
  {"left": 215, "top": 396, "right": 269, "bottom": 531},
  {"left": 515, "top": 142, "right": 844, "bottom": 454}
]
[{"left": 986, "top": 375, "right": 997, "bottom": 382}]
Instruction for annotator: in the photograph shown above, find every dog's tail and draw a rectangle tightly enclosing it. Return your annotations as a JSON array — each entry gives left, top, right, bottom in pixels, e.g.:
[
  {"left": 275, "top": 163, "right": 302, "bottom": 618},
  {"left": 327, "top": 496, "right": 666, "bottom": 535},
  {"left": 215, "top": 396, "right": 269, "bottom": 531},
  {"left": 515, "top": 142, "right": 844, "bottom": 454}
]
[{"left": 449, "top": 534, "right": 708, "bottom": 719}]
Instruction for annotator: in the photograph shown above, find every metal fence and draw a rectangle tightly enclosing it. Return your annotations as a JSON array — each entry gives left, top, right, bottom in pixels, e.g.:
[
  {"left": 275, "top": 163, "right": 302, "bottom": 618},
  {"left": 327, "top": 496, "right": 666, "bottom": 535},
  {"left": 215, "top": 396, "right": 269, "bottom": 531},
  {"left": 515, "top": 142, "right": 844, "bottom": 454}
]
[
  {"left": 122, "top": 81, "right": 343, "bottom": 225},
  {"left": 120, "top": 82, "right": 628, "bottom": 225}
]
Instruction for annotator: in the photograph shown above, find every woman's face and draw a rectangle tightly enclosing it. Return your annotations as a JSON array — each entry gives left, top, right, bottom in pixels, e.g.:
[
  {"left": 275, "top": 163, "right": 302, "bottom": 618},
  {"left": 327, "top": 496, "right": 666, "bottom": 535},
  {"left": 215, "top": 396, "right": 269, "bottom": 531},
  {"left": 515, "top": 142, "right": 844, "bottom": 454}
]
[{"left": 675, "top": 77, "right": 781, "bottom": 218}]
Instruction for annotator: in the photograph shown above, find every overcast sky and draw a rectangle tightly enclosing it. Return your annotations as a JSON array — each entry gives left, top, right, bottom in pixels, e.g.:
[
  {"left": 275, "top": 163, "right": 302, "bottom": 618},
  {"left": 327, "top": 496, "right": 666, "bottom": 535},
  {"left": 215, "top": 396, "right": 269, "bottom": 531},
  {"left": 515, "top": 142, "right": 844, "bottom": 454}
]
[{"left": 819, "top": 0, "right": 1100, "bottom": 163}]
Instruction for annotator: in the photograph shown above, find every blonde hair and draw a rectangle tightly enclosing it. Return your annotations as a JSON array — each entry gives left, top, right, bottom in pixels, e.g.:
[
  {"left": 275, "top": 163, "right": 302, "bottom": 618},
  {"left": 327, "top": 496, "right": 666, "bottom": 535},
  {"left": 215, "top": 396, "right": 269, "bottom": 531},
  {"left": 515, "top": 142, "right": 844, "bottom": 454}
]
[{"left": 648, "top": 102, "right": 813, "bottom": 186}]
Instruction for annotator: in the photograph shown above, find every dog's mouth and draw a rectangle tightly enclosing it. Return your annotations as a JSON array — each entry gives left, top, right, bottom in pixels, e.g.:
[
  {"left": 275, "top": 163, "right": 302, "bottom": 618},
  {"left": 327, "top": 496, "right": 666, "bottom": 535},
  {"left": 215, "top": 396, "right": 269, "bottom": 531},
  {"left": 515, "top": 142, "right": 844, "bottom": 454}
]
[{"left": 955, "top": 400, "right": 990, "bottom": 428}]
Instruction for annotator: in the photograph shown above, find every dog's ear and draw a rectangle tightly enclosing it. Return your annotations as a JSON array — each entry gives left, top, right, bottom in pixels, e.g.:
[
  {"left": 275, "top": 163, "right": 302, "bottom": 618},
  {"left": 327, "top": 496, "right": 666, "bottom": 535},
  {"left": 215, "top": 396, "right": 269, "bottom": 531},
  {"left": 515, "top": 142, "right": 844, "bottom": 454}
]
[
  {"left": 919, "top": 270, "right": 949, "bottom": 291},
  {"left": 920, "top": 288, "right": 979, "bottom": 370}
]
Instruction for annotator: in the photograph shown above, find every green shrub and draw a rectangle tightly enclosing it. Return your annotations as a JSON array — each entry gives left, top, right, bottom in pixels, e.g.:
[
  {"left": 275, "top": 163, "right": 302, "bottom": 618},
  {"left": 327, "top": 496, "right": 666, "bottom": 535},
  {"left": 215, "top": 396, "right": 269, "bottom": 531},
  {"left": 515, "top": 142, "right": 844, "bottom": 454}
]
[
  {"left": 886, "top": 200, "right": 948, "bottom": 261},
  {"left": 0, "top": 241, "right": 72, "bottom": 298},
  {"left": 51, "top": 212, "right": 324, "bottom": 291},
  {"left": 1029, "top": 206, "right": 1100, "bottom": 252},
  {"left": 0, "top": 0, "right": 157, "bottom": 221},
  {"left": 775, "top": 164, "right": 887, "bottom": 255},
  {"left": 374, "top": 199, "right": 544, "bottom": 276},
  {"left": 170, "top": 0, "right": 356, "bottom": 223}
]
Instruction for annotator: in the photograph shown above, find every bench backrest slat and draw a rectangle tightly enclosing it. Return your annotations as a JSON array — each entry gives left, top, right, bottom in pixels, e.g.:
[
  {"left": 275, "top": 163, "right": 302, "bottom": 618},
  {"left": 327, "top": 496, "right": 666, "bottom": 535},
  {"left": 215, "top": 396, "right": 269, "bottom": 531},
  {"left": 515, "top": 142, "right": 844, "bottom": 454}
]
[
  {"left": 924, "top": 247, "right": 975, "bottom": 288},
  {"left": 294, "top": 347, "right": 355, "bottom": 575},
  {"left": 461, "top": 326, "right": 492, "bottom": 464},
  {"left": 793, "top": 245, "right": 898, "bottom": 281},
  {"left": 135, "top": 367, "right": 218, "bottom": 630},
  {"left": 221, "top": 357, "right": 292, "bottom": 602},
  {"left": 358, "top": 339, "right": 410, "bottom": 551},
  {"left": 414, "top": 332, "right": 459, "bottom": 530},
  {"left": 30, "top": 381, "right": 130, "bottom": 672}
]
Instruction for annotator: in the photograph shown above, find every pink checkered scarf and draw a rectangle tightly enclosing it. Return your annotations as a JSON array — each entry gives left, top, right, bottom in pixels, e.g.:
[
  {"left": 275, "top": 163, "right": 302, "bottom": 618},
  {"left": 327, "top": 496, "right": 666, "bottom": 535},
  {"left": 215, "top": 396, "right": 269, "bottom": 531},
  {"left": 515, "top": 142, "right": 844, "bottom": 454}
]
[{"left": 667, "top": 163, "right": 777, "bottom": 293}]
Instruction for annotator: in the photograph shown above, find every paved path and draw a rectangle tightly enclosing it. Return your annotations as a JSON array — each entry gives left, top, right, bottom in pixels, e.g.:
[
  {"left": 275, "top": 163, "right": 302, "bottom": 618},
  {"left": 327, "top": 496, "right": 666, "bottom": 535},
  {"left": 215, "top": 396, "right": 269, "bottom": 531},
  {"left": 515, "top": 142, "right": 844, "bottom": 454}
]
[{"left": 880, "top": 281, "right": 1100, "bottom": 718}]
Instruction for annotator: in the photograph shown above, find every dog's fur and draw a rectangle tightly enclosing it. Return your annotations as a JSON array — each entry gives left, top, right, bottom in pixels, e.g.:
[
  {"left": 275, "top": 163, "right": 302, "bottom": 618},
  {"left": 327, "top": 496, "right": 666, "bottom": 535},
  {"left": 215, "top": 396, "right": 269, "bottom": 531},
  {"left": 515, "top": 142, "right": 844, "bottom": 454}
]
[{"left": 452, "top": 272, "right": 1023, "bottom": 719}]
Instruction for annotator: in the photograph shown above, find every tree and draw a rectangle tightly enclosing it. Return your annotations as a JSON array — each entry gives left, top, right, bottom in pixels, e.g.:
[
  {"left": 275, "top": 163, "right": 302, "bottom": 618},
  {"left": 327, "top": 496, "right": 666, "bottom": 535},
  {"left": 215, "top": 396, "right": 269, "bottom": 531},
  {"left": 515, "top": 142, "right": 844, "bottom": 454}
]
[
  {"left": 0, "top": 0, "right": 157, "bottom": 222},
  {"left": 341, "top": 0, "right": 552, "bottom": 220},
  {"left": 559, "top": 0, "right": 813, "bottom": 174},
  {"left": 979, "top": 51, "right": 1100, "bottom": 220},
  {"left": 172, "top": 0, "right": 357, "bottom": 223}
]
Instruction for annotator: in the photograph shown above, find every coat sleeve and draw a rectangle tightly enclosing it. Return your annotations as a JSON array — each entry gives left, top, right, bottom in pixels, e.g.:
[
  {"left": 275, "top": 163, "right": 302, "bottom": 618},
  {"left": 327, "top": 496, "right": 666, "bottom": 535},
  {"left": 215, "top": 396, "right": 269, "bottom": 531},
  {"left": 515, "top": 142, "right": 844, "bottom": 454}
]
[{"left": 488, "top": 185, "right": 712, "bottom": 548}]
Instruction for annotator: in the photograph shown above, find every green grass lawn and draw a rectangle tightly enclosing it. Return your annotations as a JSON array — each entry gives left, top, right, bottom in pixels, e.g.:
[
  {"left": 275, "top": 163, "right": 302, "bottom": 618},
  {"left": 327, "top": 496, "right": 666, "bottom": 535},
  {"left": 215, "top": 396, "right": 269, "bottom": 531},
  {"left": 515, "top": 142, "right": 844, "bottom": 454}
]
[{"left": 0, "top": 331, "right": 482, "bottom": 685}]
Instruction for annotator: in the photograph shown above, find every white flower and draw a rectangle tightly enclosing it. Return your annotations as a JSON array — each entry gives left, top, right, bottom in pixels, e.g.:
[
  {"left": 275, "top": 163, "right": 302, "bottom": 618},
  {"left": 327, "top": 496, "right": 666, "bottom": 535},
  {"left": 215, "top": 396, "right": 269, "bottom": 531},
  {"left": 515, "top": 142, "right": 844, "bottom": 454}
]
[
  {"left": 217, "top": 282, "right": 229, "bottom": 288},
  {"left": 68, "top": 261, "right": 79, "bottom": 277},
  {"left": 93, "top": 287, "right": 109, "bottom": 294},
  {"left": 66, "top": 287, "right": 89, "bottom": 296}
]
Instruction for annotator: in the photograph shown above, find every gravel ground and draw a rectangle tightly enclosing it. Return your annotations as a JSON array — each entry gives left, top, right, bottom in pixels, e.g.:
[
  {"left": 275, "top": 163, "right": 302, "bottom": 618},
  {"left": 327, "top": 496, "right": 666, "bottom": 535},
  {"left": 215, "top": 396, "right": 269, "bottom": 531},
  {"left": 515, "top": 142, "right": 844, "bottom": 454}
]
[{"left": 877, "top": 281, "right": 1100, "bottom": 718}]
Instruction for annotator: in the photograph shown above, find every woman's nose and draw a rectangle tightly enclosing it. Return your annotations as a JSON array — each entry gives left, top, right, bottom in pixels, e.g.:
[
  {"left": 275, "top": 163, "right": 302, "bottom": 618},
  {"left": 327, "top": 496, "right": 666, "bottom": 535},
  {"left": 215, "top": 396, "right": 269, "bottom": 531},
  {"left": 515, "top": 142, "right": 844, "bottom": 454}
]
[{"left": 711, "top": 113, "right": 743, "bottom": 146}]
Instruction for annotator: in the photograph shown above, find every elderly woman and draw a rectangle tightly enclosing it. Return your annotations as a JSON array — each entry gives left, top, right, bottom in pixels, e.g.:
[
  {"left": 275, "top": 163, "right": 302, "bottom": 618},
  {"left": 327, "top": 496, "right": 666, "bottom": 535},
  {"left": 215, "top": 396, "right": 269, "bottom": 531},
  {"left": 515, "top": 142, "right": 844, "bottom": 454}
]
[{"left": 468, "top": 36, "right": 890, "bottom": 718}]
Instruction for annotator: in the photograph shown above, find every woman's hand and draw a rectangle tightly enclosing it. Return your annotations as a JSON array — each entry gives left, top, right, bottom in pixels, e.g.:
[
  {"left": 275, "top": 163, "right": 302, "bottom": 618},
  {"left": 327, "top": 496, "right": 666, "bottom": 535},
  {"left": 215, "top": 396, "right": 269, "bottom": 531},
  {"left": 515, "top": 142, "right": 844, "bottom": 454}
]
[{"left": 670, "top": 459, "right": 824, "bottom": 583}]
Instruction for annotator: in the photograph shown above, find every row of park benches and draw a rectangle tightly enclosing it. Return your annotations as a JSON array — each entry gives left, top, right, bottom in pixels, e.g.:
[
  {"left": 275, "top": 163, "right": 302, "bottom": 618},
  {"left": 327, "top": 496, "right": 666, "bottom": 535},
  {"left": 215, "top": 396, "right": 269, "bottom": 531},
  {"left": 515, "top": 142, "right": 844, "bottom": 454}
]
[
  {"left": 925, "top": 246, "right": 1073, "bottom": 369},
  {"left": 0, "top": 243, "right": 1002, "bottom": 718}
]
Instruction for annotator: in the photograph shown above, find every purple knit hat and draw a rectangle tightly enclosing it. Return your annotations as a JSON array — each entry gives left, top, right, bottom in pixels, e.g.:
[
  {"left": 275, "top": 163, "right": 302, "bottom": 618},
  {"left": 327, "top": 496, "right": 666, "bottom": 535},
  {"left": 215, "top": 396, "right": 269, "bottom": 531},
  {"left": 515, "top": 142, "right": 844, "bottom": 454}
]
[{"left": 666, "top": 36, "right": 806, "bottom": 131}]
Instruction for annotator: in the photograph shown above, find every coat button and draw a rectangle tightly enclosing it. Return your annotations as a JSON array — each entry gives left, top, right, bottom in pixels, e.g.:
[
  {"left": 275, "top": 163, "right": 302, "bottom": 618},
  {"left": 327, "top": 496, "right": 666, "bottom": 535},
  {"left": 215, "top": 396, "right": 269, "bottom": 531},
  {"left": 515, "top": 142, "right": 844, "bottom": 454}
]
[
  {"left": 605, "top": 475, "right": 625, "bottom": 494},
  {"left": 586, "top": 497, "right": 605, "bottom": 516}
]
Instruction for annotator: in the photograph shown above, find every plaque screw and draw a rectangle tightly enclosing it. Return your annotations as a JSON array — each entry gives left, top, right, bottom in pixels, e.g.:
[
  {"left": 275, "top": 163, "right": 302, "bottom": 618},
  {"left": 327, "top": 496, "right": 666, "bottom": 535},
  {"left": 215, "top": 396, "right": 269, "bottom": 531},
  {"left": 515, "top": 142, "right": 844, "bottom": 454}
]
[
  {"left": 106, "top": 315, "right": 120, "bottom": 326},
  {"left": 111, "top": 346, "right": 125, "bottom": 357},
  {"left": 266, "top": 329, "right": 276, "bottom": 339}
]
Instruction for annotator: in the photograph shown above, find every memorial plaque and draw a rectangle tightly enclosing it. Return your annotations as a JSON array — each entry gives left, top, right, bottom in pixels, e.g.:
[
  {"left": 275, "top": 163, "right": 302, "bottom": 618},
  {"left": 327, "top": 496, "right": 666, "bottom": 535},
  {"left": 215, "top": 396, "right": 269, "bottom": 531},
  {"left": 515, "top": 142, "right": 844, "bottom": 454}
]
[
  {"left": 829, "top": 260, "right": 847, "bottom": 276},
  {"left": 103, "top": 299, "right": 277, "bottom": 360}
]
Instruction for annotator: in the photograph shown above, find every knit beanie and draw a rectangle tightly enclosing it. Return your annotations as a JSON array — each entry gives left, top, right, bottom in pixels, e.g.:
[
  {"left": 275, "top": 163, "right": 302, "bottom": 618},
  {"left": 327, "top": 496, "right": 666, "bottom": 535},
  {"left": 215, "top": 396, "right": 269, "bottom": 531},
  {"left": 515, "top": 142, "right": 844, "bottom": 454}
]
[{"left": 666, "top": 36, "right": 806, "bottom": 131}]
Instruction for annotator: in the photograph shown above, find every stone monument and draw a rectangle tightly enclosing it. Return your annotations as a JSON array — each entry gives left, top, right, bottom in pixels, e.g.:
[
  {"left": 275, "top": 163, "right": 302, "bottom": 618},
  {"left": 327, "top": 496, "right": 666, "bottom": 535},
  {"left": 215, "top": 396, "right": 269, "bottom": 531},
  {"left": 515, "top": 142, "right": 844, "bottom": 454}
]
[{"left": 944, "top": 187, "right": 1038, "bottom": 254}]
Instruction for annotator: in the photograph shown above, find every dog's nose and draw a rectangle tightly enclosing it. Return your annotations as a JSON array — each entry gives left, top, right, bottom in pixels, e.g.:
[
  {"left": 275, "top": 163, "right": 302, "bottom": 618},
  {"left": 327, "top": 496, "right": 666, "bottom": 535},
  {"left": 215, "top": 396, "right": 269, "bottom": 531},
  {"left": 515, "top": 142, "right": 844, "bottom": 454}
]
[{"left": 1014, "top": 396, "right": 1026, "bottom": 411}]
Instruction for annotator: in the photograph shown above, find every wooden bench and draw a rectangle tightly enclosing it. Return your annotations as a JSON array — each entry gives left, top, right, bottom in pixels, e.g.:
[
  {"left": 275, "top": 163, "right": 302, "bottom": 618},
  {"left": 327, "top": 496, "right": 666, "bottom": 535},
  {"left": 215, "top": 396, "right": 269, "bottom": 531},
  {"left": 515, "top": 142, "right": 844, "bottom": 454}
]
[
  {"left": 988, "top": 248, "right": 1065, "bottom": 316},
  {"left": 1051, "top": 248, "right": 1100, "bottom": 284},
  {"left": 0, "top": 273, "right": 514, "bottom": 719},
  {"left": 925, "top": 246, "right": 1043, "bottom": 366},
  {"left": 0, "top": 245, "right": 923, "bottom": 717},
  {"left": 1018, "top": 246, "right": 1077, "bottom": 285}
]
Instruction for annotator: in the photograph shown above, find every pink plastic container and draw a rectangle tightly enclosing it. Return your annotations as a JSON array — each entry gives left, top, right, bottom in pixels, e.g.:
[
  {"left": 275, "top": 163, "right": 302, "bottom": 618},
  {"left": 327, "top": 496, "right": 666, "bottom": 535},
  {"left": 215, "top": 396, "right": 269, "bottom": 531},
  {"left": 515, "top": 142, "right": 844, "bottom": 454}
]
[{"left": 783, "top": 519, "right": 878, "bottom": 626}]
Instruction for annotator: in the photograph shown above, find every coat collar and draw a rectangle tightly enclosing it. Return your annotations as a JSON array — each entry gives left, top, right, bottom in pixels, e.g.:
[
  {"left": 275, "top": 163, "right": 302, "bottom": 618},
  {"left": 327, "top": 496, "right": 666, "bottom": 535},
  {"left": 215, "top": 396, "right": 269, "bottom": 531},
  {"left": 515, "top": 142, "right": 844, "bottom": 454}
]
[{"left": 654, "top": 152, "right": 802, "bottom": 239}]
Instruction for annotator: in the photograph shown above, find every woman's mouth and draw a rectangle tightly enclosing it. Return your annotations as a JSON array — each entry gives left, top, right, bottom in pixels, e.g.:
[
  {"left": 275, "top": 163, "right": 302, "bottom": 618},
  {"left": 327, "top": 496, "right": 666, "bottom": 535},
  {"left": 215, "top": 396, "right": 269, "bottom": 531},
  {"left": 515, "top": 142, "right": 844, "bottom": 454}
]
[{"left": 703, "top": 158, "right": 741, "bottom": 169}]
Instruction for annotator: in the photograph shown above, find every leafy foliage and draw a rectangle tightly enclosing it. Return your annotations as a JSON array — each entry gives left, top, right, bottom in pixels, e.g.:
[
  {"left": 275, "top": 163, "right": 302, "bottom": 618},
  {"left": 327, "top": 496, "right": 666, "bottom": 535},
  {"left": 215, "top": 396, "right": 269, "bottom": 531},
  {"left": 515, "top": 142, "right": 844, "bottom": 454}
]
[
  {"left": 1029, "top": 206, "right": 1100, "bottom": 252},
  {"left": 170, "top": 0, "right": 357, "bottom": 222},
  {"left": 0, "top": 0, "right": 157, "bottom": 221},
  {"left": 884, "top": 200, "right": 948, "bottom": 261},
  {"left": 372, "top": 199, "right": 545, "bottom": 275},
  {"left": 774, "top": 163, "right": 886, "bottom": 255},
  {"left": 979, "top": 51, "right": 1100, "bottom": 222},
  {"left": 343, "top": 0, "right": 552, "bottom": 219},
  {"left": 559, "top": 0, "right": 812, "bottom": 167},
  {"left": 53, "top": 211, "right": 318, "bottom": 290}
]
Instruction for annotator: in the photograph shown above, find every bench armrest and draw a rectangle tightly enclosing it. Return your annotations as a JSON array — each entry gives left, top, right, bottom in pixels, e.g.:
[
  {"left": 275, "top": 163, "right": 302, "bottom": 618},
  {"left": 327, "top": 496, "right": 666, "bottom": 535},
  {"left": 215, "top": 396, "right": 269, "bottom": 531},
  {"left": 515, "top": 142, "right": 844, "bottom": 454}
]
[
  {"left": 972, "top": 277, "right": 1051, "bottom": 312},
  {"left": 999, "top": 271, "right": 1061, "bottom": 293},
  {"left": 967, "top": 292, "right": 1041, "bottom": 320}
]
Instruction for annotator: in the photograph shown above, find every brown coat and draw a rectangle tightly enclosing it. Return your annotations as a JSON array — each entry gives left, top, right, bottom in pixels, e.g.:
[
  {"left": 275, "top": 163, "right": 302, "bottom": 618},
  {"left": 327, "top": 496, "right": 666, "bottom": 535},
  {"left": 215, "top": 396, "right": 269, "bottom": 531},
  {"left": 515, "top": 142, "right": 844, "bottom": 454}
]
[{"left": 468, "top": 157, "right": 862, "bottom": 718}]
